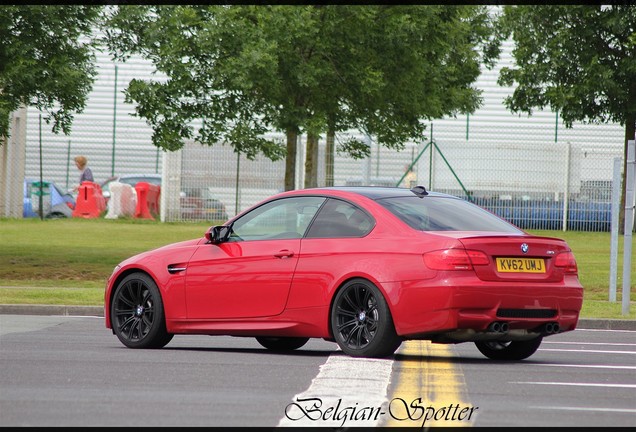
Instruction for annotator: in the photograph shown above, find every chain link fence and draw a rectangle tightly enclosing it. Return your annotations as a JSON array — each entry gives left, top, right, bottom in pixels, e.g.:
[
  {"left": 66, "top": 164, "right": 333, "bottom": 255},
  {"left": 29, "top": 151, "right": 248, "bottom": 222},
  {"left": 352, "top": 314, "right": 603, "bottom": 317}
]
[
  {"left": 2, "top": 52, "right": 630, "bottom": 232},
  {"left": 8, "top": 106, "right": 629, "bottom": 232}
]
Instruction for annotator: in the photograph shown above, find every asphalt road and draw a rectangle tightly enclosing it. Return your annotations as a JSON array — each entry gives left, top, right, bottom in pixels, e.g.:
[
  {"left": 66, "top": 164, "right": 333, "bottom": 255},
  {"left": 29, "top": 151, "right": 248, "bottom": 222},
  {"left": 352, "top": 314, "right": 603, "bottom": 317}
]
[{"left": 1, "top": 313, "right": 634, "bottom": 427}]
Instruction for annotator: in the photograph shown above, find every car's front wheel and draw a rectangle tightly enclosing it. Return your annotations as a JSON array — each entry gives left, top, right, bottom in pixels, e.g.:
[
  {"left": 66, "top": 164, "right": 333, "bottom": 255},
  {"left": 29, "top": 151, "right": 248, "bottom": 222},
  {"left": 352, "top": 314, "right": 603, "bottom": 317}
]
[
  {"left": 330, "top": 278, "right": 402, "bottom": 358},
  {"left": 111, "top": 272, "right": 173, "bottom": 349},
  {"left": 475, "top": 337, "right": 543, "bottom": 361},
  {"left": 255, "top": 336, "right": 309, "bottom": 351}
]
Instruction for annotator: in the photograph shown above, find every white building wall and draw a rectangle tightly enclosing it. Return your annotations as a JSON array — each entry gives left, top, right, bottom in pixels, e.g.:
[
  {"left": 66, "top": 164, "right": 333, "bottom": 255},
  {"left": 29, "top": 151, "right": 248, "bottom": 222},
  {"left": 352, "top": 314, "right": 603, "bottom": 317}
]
[
  {"left": 19, "top": 35, "right": 626, "bottom": 222},
  {"left": 23, "top": 55, "right": 162, "bottom": 191}
]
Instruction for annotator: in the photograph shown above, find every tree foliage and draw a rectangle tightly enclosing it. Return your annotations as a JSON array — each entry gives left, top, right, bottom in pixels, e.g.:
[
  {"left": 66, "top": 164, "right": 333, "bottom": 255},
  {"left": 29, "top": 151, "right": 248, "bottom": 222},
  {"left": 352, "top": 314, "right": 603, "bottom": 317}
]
[
  {"left": 0, "top": 5, "right": 102, "bottom": 139},
  {"left": 496, "top": 4, "right": 636, "bottom": 229},
  {"left": 498, "top": 5, "right": 635, "bottom": 129},
  {"left": 103, "top": 5, "right": 497, "bottom": 189}
]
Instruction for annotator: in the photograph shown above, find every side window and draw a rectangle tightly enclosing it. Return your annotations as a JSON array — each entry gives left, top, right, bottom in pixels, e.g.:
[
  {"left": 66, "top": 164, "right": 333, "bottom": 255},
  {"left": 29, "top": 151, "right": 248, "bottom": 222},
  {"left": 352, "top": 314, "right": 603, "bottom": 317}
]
[
  {"left": 306, "top": 199, "right": 374, "bottom": 238},
  {"left": 229, "top": 196, "right": 325, "bottom": 241}
]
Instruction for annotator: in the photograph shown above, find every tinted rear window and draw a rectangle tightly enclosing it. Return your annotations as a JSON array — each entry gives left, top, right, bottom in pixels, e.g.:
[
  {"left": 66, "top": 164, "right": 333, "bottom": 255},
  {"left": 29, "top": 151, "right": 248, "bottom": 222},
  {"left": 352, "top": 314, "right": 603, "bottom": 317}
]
[{"left": 377, "top": 196, "right": 522, "bottom": 233}]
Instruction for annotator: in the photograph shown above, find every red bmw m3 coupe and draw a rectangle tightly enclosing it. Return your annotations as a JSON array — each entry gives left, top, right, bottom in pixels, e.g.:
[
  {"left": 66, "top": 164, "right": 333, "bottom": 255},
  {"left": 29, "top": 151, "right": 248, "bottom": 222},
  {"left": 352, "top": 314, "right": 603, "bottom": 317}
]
[{"left": 105, "top": 186, "right": 583, "bottom": 360}]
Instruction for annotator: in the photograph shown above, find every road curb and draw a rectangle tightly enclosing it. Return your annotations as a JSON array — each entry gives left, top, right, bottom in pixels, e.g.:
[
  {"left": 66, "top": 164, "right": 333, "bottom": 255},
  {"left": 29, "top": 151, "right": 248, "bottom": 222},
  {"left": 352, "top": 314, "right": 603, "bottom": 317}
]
[
  {"left": 0, "top": 304, "right": 634, "bottom": 330},
  {"left": 0, "top": 304, "right": 103, "bottom": 317},
  {"left": 576, "top": 317, "right": 636, "bottom": 330}
]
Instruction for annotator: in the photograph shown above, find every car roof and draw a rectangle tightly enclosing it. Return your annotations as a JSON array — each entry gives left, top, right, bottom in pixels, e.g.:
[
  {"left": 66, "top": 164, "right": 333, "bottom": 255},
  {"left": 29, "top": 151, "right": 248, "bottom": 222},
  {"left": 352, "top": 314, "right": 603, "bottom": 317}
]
[
  {"left": 24, "top": 178, "right": 71, "bottom": 197},
  {"left": 290, "top": 186, "right": 456, "bottom": 200},
  {"left": 25, "top": 178, "right": 62, "bottom": 188},
  {"left": 117, "top": 173, "right": 161, "bottom": 179}
]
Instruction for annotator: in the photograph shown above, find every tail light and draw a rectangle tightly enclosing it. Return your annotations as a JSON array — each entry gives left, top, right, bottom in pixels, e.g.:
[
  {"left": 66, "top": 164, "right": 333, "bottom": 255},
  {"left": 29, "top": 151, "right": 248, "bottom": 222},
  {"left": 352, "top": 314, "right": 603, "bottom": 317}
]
[
  {"left": 423, "top": 249, "right": 489, "bottom": 271},
  {"left": 66, "top": 202, "right": 75, "bottom": 210},
  {"left": 554, "top": 251, "right": 578, "bottom": 274}
]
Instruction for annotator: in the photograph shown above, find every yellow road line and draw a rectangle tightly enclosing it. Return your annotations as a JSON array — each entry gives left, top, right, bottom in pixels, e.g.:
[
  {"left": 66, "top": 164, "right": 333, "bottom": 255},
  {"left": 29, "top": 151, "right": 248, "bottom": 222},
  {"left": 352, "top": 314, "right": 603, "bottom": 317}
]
[{"left": 382, "top": 340, "right": 478, "bottom": 428}]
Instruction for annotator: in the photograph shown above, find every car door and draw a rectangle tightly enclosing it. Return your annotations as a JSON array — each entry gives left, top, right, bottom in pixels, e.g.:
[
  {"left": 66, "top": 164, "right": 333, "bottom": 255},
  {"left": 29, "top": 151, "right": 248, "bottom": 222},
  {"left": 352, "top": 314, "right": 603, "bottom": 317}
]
[
  {"left": 285, "top": 198, "right": 377, "bottom": 309},
  {"left": 184, "top": 196, "right": 325, "bottom": 319}
]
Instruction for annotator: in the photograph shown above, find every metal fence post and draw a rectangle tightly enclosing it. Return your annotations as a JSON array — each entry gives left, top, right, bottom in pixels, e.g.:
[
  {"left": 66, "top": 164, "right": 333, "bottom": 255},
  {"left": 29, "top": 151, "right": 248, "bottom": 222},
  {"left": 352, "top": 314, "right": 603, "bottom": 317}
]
[
  {"left": 562, "top": 141, "right": 570, "bottom": 231},
  {"left": 111, "top": 64, "right": 118, "bottom": 177},
  {"left": 609, "top": 157, "right": 622, "bottom": 302},
  {"left": 621, "top": 139, "right": 635, "bottom": 315},
  {"left": 235, "top": 151, "right": 240, "bottom": 215},
  {"left": 65, "top": 140, "right": 71, "bottom": 190},
  {"left": 363, "top": 134, "right": 372, "bottom": 186},
  {"left": 38, "top": 114, "right": 43, "bottom": 220}
]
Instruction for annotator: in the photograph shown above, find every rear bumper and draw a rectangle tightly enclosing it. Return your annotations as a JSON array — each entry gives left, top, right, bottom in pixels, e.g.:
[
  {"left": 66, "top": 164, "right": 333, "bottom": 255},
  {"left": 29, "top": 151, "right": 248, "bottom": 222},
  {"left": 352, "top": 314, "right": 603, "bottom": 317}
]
[{"left": 386, "top": 277, "right": 583, "bottom": 338}]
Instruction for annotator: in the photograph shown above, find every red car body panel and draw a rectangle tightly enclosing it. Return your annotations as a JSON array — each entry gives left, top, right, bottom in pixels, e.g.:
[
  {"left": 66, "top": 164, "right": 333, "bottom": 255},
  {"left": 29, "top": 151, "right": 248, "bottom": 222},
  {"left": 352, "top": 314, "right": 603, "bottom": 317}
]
[
  {"left": 185, "top": 238, "right": 301, "bottom": 319},
  {"left": 104, "top": 238, "right": 203, "bottom": 327},
  {"left": 105, "top": 187, "right": 583, "bottom": 347}
]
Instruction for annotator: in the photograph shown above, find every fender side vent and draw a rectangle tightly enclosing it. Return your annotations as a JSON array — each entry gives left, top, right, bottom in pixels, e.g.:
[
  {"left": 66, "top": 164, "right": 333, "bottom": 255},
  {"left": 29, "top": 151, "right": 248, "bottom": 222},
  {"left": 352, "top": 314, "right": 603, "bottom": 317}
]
[{"left": 167, "top": 265, "right": 187, "bottom": 274}]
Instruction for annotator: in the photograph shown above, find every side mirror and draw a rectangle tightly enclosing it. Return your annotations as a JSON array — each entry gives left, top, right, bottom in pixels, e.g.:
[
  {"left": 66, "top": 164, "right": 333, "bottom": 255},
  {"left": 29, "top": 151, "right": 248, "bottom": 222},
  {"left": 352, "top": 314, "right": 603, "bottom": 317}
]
[{"left": 205, "top": 225, "right": 232, "bottom": 245}]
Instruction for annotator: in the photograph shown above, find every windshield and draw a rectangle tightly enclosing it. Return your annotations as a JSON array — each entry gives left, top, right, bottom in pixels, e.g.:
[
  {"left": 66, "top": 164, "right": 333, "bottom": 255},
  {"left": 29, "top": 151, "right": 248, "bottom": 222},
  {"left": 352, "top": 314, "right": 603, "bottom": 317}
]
[{"left": 377, "top": 195, "right": 523, "bottom": 233}]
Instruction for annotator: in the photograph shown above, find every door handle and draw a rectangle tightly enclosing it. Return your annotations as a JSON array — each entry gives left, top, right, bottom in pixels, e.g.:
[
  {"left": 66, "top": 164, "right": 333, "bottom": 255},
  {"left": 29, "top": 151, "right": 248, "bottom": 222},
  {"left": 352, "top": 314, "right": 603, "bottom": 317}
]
[{"left": 274, "top": 250, "right": 294, "bottom": 258}]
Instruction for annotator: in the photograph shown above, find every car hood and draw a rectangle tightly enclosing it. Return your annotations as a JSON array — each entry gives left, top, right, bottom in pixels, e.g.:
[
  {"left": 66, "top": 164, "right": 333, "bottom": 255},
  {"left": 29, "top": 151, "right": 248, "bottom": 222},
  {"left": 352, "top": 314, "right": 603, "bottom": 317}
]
[{"left": 117, "top": 238, "right": 204, "bottom": 267}]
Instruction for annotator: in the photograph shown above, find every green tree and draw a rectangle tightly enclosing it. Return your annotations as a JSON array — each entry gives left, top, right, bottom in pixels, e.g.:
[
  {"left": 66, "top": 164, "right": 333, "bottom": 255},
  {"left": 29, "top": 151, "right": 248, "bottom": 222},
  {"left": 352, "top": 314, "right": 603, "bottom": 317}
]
[
  {"left": 103, "top": 5, "right": 497, "bottom": 190},
  {"left": 103, "top": 6, "right": 289, "bottom": 156},
  {"left": 496, "top": 5, "right": 636, "bottom": 229},
  {"left": 300, "top": 6, "right": 498, "bottom": 188},
  {"left": 0, "top": 5, "right": 102, "bottom": 140}
]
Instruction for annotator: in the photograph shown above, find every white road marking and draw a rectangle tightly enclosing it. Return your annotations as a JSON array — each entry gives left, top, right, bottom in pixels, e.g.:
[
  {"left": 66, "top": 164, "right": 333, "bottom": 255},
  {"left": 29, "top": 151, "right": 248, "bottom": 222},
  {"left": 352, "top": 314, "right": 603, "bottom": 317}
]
[
  {"left": 277, "top": 352, "right": 394, "bottom": 428},
  {"left": 539, "top": 348, "right": 636, "bottom": 354},
  {"left": 531, "top": 364, "right": 636, "bottom": 370},
  {"left": 543, "top": 341, "right": 636, "bottom": 346},
  {"left": 575, "top": 329, "right": 636, "bottom": 333},
  {"left": 511, "top": 381, "right": 636, "bottom": 389},
  {"left": 273, "top": 327, "right": 636, "bottom": 427},
  {"left": 529, "top": 406, "right": 636, "bottom": 414}
]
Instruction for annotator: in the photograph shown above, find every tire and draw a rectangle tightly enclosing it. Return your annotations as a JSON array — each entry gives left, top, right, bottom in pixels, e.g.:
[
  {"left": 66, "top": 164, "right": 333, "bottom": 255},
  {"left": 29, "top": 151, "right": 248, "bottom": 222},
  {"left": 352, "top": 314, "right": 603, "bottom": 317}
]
[
  {"left": 111, "top": 272, "right": 173, "bottom": 349},
  {"left": 330, "top": 278, "right": 402, "bottom": 358},
  {"left": 255, "top": 336, "right": 309, "bottom": 351},
  {"left": 475, "top": 337, "right": 543, "bottom": 361}
]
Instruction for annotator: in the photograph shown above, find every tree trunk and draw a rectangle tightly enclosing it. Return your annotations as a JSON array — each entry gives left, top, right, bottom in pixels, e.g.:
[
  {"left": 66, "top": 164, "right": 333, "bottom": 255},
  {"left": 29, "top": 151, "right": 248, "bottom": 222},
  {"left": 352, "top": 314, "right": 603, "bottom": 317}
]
[
  {"left": 304, "top": 133, "right": 319, "bottom": 188},
  {"left": 325, "top": 128, "right": 335, "bottom": 187},
  {"left": 284, "top": 129, "right": 297, "bottom": 191}
]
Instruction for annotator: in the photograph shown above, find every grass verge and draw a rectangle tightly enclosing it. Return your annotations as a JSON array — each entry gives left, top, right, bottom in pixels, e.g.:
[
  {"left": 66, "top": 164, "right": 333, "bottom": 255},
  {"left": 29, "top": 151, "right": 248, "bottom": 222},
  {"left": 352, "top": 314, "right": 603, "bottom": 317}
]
[{"left": 1, "top": 218, "right": 634, "bottom": 319}]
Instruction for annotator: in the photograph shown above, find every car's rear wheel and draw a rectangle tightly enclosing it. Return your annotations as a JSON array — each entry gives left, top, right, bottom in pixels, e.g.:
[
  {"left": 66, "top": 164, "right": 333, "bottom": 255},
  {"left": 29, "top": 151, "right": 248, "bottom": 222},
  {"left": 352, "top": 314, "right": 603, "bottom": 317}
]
[
  {"left": 330, "top": 278, "right": 402, "bottom": 358},
  {"left": 255, "top": 336, "right": 309, "bottom": 351},
  {"left": 111, "top": 272, "right": 173, "bottom": 349},
  {"left": 475, "top": 337, "right": 543, "bottom": 361}
]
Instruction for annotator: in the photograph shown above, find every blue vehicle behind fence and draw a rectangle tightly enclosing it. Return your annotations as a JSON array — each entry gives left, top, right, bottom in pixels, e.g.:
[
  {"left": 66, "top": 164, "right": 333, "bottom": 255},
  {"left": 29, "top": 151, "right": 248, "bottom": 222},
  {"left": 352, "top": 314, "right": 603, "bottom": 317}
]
[
  {"left": 472, "top": 197, "right": 612, "bottom": 232},
  {"left": 23, "top": 179, "right": 76, "bottom": 219}
]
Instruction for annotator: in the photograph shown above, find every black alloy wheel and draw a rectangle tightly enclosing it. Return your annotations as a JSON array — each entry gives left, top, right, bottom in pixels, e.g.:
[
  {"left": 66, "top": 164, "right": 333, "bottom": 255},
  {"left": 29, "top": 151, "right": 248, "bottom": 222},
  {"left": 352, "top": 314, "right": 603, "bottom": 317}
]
[
  {"left": 255, "top": 336, "right": 309, "bottom": 351},
  {"left": 330, "top": 278, "right": 402, "bottom": 358},
  {"left": 474, "top": 337, "right": 543, "bottom": 361},
  {"left": 111, "top": 272, "right": 173, "bottom": 349}
]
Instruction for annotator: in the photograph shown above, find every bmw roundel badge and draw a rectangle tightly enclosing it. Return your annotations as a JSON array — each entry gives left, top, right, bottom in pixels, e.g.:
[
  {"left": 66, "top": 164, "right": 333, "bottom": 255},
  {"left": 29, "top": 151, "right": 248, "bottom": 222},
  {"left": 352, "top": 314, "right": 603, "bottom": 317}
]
[{"left": 521, "top": 243, "right": 529, "bottom": 254}]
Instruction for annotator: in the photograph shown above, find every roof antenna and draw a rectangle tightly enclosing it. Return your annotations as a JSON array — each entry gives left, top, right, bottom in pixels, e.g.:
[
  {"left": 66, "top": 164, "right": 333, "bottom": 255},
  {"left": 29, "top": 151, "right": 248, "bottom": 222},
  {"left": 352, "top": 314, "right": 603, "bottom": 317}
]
[{"left": 410, "top": 185, "right": 428, "bottom": 197}]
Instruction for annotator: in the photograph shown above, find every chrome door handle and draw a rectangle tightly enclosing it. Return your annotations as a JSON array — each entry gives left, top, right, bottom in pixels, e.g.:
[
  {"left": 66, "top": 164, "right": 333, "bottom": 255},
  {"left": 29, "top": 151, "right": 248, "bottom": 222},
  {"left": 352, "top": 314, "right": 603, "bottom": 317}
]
[{"left": 274, "top": 250, "right": 294, "bottom": 258}]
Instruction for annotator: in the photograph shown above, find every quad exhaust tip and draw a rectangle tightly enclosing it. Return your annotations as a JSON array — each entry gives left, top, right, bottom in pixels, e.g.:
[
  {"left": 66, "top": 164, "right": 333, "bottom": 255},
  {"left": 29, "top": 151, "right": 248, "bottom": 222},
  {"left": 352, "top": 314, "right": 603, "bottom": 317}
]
[
  {"left": 487, "top": 321, "right": 509, "bottom": 333},
  {"left": 542, "top": 322, "right": 560, "bottom": 334},
  {"left": 485, "top": 321, "right": 560, "bottom": 336}
]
